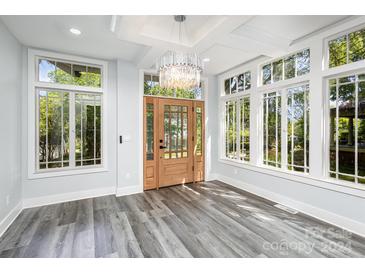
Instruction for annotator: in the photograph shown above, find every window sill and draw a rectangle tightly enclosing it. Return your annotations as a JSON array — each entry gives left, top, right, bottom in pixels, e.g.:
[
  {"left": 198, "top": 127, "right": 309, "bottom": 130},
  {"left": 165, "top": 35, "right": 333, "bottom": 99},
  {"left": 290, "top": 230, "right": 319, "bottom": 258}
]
[
  {"left": 28, "top": 166, "right": 108, "bottom": 180},
  {"left": 218, "top": 158, "right": 365, "bottom": 198}
]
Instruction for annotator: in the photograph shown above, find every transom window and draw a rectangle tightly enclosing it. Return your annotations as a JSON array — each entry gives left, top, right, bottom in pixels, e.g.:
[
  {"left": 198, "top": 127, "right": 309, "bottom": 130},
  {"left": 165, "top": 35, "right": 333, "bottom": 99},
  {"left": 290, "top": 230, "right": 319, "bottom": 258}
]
[
  {"left": 144, "top": 73, "right": 203, "bottom": 100},
  {"left": 224, "top": 71, "right": 251, "bottom": 95},
  {"left": 35, "top": 55, "right": 104, "bottom": 172},
  {"left": 38, "top": 58, "right": 102, "bottom": 87},
  {"left": 263, "top": 84, "right": 310, "bottom": 173},
  {"left": 328, "top": 73, "right": 365, "bottom": 184},
  {"left": 328, "top": 27, "right": 365, "bottom": 68},
  {"left": 224, "top": 96, "right": 250, "bottom": 162},
  {"left": 262, "top": 49, "right": 310, "bottom": 85}
]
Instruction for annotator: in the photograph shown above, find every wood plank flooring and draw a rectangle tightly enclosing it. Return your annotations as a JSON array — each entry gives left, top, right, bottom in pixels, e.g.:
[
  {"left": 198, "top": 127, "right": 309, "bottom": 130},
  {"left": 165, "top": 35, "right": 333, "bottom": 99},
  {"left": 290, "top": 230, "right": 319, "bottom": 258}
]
[{"left": 0, "top": 180, "right": 364, "bottom": 258}]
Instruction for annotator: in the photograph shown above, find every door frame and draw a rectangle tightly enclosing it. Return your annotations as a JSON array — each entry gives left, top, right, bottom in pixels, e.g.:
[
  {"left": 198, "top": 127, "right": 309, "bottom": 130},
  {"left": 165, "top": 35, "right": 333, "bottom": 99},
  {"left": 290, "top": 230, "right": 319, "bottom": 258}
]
[{"left": 138, "top": 69, "right": 210, "bottom": 192}]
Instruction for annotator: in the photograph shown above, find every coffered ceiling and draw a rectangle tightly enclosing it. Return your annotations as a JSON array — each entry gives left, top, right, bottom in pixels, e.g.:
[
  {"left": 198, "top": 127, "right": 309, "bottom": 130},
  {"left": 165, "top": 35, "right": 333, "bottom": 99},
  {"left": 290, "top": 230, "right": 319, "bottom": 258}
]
[{"left": 0, "top": 15, "right": 352, "bottom": 75}]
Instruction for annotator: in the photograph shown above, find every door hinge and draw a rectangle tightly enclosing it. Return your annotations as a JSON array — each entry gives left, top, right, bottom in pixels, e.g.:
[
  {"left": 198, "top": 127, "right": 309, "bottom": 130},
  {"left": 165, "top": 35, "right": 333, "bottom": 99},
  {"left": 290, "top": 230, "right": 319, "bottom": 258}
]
[
  {"left": 192, "top": 166, "right": 195, "bottom": 171},
  {"left": 192, "top": 107, "right": 194, "bottom": 112},
  {"left": 192, "top": 136, "right": 194, "bottom": 142}
]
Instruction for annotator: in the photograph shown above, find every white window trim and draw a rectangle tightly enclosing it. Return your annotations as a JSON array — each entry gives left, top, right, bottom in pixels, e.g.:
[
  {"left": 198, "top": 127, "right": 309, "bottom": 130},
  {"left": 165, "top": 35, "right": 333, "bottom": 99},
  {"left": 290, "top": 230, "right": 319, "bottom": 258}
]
[{"left": 27, "top": 49, "right": 108, "bottom": 179}]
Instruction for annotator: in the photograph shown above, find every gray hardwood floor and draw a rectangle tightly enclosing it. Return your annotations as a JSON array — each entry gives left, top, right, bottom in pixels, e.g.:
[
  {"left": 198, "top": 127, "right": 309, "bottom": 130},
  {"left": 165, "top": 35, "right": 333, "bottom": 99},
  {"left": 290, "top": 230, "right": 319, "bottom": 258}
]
[{"left": 0, "top": 180, "right": 364, "bottom": 258}]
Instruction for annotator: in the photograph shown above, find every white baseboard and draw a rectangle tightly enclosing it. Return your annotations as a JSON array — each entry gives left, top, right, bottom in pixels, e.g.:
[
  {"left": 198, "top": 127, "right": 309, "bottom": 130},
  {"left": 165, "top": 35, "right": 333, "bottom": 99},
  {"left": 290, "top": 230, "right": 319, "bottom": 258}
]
[
  {"left": 217, "top": 174, "right": 365, "bottom": 238},
  {"left": 116, "top": 185, "right": 142, "bottom": 197},
  {"left": 0, "top": 202, "right": 22, "bottom": 238},
  {"left": 206, "top": 172, "right": 219, "bottom": 181},
  {"left": 23, "top": 187, "right": 116, "bottom": 209}
]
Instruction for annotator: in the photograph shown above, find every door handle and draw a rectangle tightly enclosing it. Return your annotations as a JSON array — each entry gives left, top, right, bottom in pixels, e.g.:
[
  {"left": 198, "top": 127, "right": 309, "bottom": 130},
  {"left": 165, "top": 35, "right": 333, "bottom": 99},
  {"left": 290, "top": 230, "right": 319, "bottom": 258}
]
[{"left": 160, "top": 145, "right": 167, "bottom": 149}]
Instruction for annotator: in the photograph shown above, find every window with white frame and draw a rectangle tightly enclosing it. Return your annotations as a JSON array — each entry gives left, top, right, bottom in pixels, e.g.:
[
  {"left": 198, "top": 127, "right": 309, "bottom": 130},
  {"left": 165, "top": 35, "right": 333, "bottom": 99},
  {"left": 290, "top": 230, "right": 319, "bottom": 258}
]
[
  {"left": 224, "top": 71, "right": 251, "bottom": 95},
  {"left": 261, "top": 49, "right": 310, "bottom": 85},
  {"left": 328, "top": 73, "right": 365, "bottom": 184},
  {"left": 224, "top": 96, "right": 250, "bottom": 161},
  {"left": 263, "top": 84, "right": 310, "bottom": 173},
  {"left": 35, "top": 56, "right": 104, "bottom": 171},
  {"left": 328, "top": 27, "right": 365, "bottom": 68}
]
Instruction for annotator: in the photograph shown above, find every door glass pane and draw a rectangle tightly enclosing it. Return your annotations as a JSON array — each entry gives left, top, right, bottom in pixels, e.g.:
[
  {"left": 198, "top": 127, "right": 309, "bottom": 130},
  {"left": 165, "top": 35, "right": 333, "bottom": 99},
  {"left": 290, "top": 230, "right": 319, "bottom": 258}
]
[
  {"left": 196, "top": 107, "right": 202, "bottom": 156},
  {"left": 146, "top": 103, "right": 154, "bottom": 160},
  {"left": 163, "top": 105, "right": 188, "bottom": 159}
]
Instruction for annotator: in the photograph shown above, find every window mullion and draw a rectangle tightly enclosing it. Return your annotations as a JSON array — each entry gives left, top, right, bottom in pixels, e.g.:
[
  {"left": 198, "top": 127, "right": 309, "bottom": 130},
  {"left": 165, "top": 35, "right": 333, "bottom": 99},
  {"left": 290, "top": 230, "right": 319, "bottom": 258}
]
[
  {"left": 335, "top": 79, "right": 339, "bottom": 180},
  {"left": 236, "top": 99, "right": 240, "bottom": 160},
  {"left": 275, "top": 93, "right": 279, "bottom": 167},
  {"left": 61, "top": 92, "right": 64, "bottom": 167},
  {"left": 304, "top": 88, "right": 308, "bottom": 173},
  {"left": 355, "top": 80, "right": 359, "bottom": 183},
  {"left": 46, "top": 91, "right": 49, "bottom": 169},
  {"left": 69, "top": 92, "right": 76, "bottom": 168},
  {"left": 281, "top": 90, "right": 288, "bottom": 171}
]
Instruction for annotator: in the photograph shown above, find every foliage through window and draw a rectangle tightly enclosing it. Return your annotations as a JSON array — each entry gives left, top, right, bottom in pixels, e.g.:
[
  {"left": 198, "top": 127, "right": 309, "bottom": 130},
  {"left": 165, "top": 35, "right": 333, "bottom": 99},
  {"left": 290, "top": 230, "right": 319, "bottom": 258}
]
[
  {"left": 262, "top": 49, "right": 310, "bottom": 85},
  {"left": 224, "top": 97, "right": 250, "bottom": 161},
  {"left": 329, "top": 73, "right": 365, "bottom": 184},
  {"left": 144, "top": 73, "right": 203, "bottom": 99},
  {"left": 328, "top": 27, "right": 365, "bottom": 68},
  {"left": 224, "top": 71, "right": 251, "bottom": 95},
  {"left": 38, "top": 59, "right": 101, "bottom": 88}
]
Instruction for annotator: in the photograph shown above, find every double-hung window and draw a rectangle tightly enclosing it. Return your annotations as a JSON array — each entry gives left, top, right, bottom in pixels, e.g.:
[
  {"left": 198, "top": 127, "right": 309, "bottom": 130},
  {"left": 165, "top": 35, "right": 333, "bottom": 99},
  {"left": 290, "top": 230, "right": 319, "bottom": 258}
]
[
  {"left": 30, "top": 51, "right": 107, "bottom": 175},
  {"left": 328, "top": 73, "right": 365, "bottom": 184},
  {"left": 263, "top": 84, "right": 310, "bottom": 173}
]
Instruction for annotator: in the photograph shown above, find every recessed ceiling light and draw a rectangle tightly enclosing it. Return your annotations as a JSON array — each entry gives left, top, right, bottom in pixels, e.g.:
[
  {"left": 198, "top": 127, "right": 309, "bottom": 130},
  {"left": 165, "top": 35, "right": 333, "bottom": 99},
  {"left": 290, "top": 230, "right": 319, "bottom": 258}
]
[
  {"left": 202, "top": 58, "right": 210, "bottom": 62},
  {"left": 69, "top": 28, "right": 81, "bottom": 35}
]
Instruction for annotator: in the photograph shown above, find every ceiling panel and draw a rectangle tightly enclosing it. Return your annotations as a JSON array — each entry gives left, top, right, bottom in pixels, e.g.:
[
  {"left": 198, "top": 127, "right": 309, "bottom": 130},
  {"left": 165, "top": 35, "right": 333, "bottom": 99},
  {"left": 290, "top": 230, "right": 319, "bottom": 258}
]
[
  {"left": 0, "top": 15, "right": 147, "bottom": 61},
  {"left": 201, "top": 44, "right": 256, "bottom": 75},
  {"left": 234, "top": 15, "right": 350, "bottom": 42}
]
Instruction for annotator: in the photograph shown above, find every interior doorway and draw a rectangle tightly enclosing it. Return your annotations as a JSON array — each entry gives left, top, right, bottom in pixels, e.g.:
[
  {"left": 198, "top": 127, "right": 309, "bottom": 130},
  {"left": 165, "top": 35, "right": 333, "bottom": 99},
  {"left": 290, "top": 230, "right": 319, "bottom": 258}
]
[{"left": 143, "top": 96, "right": 205, "bottom": 190}]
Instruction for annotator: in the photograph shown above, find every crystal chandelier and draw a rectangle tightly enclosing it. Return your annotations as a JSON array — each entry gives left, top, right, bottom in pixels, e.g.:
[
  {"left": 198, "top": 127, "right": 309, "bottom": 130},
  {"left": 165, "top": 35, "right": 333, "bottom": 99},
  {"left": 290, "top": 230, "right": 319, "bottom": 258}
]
[{"left": 157, "top": 16, "right": 203, "bottom": 90}]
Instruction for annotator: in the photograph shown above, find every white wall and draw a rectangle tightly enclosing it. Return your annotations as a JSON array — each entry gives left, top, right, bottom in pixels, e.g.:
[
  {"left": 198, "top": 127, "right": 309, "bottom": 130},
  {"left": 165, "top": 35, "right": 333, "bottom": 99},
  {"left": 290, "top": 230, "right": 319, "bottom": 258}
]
[
  {"left": 0, "top": 20, "right": 23, "bottom": 231},
  {"left": 116, "top": 60, "right": 143, "bottom": 195},
  {"left": 209, "top": 16, "right": 365, "bottom": 236},
  {"left": 21, "top": 55, "right": 118, "bottom": 206}
]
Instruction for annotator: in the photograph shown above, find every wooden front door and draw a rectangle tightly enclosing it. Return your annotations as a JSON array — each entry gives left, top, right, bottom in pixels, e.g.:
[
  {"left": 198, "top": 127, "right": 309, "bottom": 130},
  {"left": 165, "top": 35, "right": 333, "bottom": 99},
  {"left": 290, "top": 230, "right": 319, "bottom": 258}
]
[
  {"left": 158, "top": 98, "right": 193, "bottom": 187},
  {"left": 143, "top": 97, "right": 204, "bottom": 190}
]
